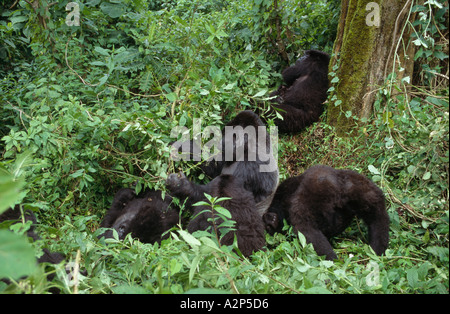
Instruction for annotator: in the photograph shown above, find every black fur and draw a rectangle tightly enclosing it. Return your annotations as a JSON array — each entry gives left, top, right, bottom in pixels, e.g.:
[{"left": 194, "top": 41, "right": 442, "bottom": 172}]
[
  {"left": 100, "top": 188, "right": 179, "bottom": 244},
  {"left": 264, "top": 50, "right": 330, "bottom": 133},
  {"left": 166, "top": 172, "right": 266, "bottom": 257},
  {"left": 263, "top": 165, "right": 389, "bottom": 260},
  {"left": 200, "top": 110, "right": 279, "bottom": 214}
]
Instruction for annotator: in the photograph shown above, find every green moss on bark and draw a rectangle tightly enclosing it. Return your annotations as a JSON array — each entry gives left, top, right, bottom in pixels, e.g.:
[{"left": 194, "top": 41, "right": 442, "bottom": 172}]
[{"left": 327, "top": 0, "right": 380, "bottom": 135}]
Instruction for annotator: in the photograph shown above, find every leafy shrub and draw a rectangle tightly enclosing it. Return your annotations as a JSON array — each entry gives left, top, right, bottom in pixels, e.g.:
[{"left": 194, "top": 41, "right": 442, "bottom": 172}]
[{"left": 0, "top": 0, "right": 448, "bottom": 294}]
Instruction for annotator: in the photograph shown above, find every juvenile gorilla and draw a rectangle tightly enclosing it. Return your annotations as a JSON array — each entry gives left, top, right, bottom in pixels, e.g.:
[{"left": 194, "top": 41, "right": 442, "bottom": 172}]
[
  {"left": 100, "top": 188, "right": 179, "bottom": 244},
  {"left": 263, "top": 165, "right": 389, "bottom": 260},
  {"left": 166, "top": 173, "right": 266, "bottom": 257},
  {"left": 265, "top": 50, "right": 330, "bottom": 134}
]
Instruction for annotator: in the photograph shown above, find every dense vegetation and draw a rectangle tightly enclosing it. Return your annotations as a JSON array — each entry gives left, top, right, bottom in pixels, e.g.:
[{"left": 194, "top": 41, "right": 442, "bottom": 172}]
[{"left": 0, "top": 0, "right": 448, "bottom": 294}]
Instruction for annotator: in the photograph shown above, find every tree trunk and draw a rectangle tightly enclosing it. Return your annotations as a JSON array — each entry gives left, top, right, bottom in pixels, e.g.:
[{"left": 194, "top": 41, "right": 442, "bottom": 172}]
[{"left": 327, "top": 0, "right": 416, "bottom": 135}]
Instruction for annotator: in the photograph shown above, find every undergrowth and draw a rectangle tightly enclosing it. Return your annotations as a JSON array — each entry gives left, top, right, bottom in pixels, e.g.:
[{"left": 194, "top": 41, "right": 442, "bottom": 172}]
[{"left": 0, "top": 0, "right": 448, "bottom": 294}]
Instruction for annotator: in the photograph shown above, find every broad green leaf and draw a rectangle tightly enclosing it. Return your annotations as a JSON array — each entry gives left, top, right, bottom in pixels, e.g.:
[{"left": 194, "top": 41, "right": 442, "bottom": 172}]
[
  {"left": 11, "top": 150, "right": 34, "bottom": 180},
  {"left": 252, "top": 89, "right": 268, "bottom": 98},
  {"left": 368, "top": 165, "right": 381, "bottom": 175},
  {"left": 165, "top": 92, "right": 177, "bottom": 102},
  {"left": 0, "top": 167, "right": 25, "bottom": 215},
  {"left": 407, "top": 268, "right": 419, "bottom": 288},
  {"left": 200, "top": 236, "right": 220, "bottom": 252},
  {"left": 178, "top": 230, "right": 201, "bottom": 247},
  {"left": 90, "top": 61, "right": 107, "bottom": 66},
  {"left": 0, "top": 230, "right": 36, "bottom": 279},
  {"left": 214, "top": 206, "right": 232, "bottom": 219},
  {"left": 170, "top": 258, "right": 182, "bottom": 275},
  {"left": 298, "top": 231, "right": 307, "bottom": 248},
  {"left": 98, "top": 74, "right": 109, "bottom": 86}
]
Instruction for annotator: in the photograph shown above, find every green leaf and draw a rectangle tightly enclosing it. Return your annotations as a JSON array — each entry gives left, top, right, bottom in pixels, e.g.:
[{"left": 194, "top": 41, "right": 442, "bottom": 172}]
[
  {"left": 12, "top": 150, "right": 34, "bottom": 180},
  {"left": 214, "top": 206, "right": 232, "bottom": 219},
  {"left": 90, "top": 61, "right": 107, "bottom": 66},
  {"left": 94, "top": 46, "right": 110, "bottom": 56},
  {"left": 298, "top": 231, "right": 307, "bottom": 248},
  {"left": 10, "top": 16, "right": 29, "bottom": 24},
  {"left": 407, "top": 268, "right": 419, "bottom": 288},
  {"left": 170, "top": 258, "right": 183, "bottom": 275},
  {"left": 253, "top": 89, "right": 268, "bottom": 98},
  {"left": 368, "top": 165, "right": 381, "bottom": 175},
  {"left": 200, "top": 237, "right": 221, "bottom": 254},
  {"left": 0, "top": 168, "right": 25, "bottom": 215},
  {"left": 100, "top": 2, "right": 126, "bottom": 18},
  {"left": 0, "top": 230, "right": 37, "bottom": 279},
  {"left": 178, "top": 230, "right": 201, "bottom": 247},
  {"left": 98, "top": 74, "right": 109, "bottom": 86},
  {"left": 165, "top": 92, "right": 177, "bottom": 102},
  {"left": 189, "top": 255, "right": 201, "bottom": 283}
]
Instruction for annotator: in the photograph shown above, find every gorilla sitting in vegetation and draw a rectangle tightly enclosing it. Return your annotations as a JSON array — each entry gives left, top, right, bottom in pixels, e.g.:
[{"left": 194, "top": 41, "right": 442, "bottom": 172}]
[
  {"left": 262, "top": 165, "right": 389, "bottom": 260},
  {"left": 166, "top": 172, "right": 266, "bottom": 257},
  {"left": 174, "top": 110, "right": 279, "bottom": 216},
  {"left": 166, "top": 111, "right": 274, "bottom": 257},
  {"left": 100, "top": 188, "right": 179, "bottom": 244},
  {"left": 263, "top": 50, "right": 330, "bottom": 134}
]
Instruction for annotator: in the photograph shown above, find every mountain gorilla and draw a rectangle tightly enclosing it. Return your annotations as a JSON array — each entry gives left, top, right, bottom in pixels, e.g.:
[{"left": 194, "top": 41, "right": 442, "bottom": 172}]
[
  {"left": 166, "top": 110, "right": 277, "bottom": 256},
  {"left": 166, "top": 173, "right": 266, "bottom": 257},
  {"left": 100, "top": 188, "right": 179, "bottom": 244},
  {"left": 173, "top": 110, "right": 279, "bottom": 215},
  {"left": 263, "top": 50, "right": 330, "bottom": 134},
  {"left": 262, "top": 165, "right": 389, "bottom": 260}
]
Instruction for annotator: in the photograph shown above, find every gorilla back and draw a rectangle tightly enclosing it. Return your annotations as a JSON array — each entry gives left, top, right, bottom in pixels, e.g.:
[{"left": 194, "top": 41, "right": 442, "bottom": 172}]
[
  {"left": 267, "top": 50, "right": 330, "bottom": 134},
  {"left": 263, "top": 165, "right": 389, "bottom": 260}
]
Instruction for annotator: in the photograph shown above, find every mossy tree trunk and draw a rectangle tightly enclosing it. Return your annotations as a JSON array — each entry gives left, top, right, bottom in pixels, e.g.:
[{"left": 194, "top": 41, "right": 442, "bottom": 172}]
[{"left": 327, "top": 0, "right": 416, "bottom": 135}]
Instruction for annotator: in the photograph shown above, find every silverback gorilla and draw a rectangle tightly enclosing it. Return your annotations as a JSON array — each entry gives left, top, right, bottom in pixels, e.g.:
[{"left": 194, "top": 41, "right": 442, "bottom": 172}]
[
  {"left": 262, "top": 165, "right": 389, "bottom": 260},
  {"left": 265, "top": 50, "right": 330, "bottom": 134},
  {"left": 100, "top": 188, "right": 179, "bottom": 244},
  {"left": 177, "top": 110, "right": 279, "bottom": 215},
  {"left": 166, "top": 173, "right": 266, "bottom": 257},
  {"left": 166, "top": 111, "right": 276, "bottom": 257}
]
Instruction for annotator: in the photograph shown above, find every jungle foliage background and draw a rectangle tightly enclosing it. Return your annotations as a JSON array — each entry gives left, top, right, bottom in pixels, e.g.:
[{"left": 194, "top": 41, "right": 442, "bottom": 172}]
[{"left": 0, "top": 0, "right": 448, "bottom": 294}]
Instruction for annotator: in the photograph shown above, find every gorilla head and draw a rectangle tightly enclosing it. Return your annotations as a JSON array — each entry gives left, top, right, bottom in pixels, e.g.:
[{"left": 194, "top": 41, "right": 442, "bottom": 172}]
[{"left": 100, "top": 189, "right": 179, "bottom": 244}]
